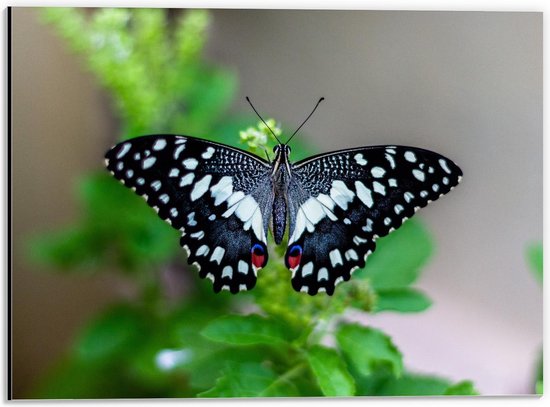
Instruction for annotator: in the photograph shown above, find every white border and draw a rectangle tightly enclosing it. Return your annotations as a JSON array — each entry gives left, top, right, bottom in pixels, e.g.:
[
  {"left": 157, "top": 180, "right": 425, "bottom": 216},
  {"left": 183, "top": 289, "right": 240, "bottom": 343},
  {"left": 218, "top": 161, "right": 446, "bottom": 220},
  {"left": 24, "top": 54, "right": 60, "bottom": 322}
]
[{"left": 3, "top": 1, "right": 547, "bottom": 406}]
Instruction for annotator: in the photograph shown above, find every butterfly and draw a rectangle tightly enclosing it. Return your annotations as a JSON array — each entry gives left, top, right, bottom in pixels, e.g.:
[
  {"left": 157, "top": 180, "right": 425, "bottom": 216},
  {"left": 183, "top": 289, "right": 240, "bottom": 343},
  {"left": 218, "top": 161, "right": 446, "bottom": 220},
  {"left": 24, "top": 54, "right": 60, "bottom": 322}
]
[{"left": 105, "top": 100, "right": 462, "bottom": 295}]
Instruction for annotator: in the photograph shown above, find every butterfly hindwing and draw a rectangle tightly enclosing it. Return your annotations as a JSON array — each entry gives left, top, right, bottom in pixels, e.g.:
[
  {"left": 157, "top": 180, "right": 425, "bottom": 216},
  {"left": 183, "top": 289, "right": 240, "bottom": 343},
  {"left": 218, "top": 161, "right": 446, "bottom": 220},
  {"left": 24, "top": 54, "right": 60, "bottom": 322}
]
[
  {"left": 286, "top": 145, "right": 463, "bottom": 295},
  {"left": 105, "top": 135, "right": 272, "bottom": 293}
]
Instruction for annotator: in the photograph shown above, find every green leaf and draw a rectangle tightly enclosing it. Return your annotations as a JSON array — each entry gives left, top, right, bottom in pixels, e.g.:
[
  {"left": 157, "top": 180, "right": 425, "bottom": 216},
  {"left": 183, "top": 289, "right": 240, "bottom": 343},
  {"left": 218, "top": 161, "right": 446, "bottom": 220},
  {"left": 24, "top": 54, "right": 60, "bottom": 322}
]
[
  {"left": 187, "top": 346, "right": 268, "bottom": 390},
  {"left": 355, "top": 220, "right": 433, "bottom": 289},
  {"left": 29, "top": 226, "right": 101, "bottom": 271},
  {"left": 535, "top": 349, "right": 543, "bottom": 395},
  {"left": 79, "top": 173, "right": 179, "bottom": 270},
  {"left": 306, "top": 345, "right": 356, "bottom": 396},
  {"left": 444, "top": 380, "right": 479, "bottom": 395},
  {"left": 198, "top": 362, "right": 299, "bottom": 397},
  {"left": 374, "top": 288, "right": 432, "bottom": 313},
  {"left": 74, "top": 304, "right": 147, "bottom": 363},
  {"left": 336, "top": 323, "right": 403, "bottom": 378},
  {"left": 201, "top": 314, "right": 296, "bottom": 346},
  {"left": 374, "top": 373, "right": 452, "bottom": 396},
  {"left": 527, "top": 243, "right": 543, "bottom": 284},
  {"left": 360, "top": 373, "right": 479, "bottom": 396}
]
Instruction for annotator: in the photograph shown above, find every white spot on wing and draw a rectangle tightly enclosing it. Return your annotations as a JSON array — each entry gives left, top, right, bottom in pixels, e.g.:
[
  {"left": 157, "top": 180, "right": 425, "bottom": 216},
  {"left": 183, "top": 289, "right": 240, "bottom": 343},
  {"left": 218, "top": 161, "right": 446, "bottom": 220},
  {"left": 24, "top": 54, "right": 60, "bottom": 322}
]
[
  {"left": 404, "top": 191, "right": 414, "bottom": 203},
  {"left": 330, "top": 180, "right": 355, "bottom": 210},
  {"left": 394, "top": 204, "right": 404, "bottom": 214},
  {"left": 301, "top": 262, "right": 313, "bottom": 277},
  {"left": 354, "top": 153, "right": 367, "bottom": 166},
  {"left": 439, "top": 158, "right": 452, "bottom": 174},
  {"left": 234, "top": 195, "right": 258, "bottom": 223},
  {"left": 210, "top": 176, "right": 233, "bottom": 206},
  {"left": 142, "top": 156, "right": 156, "bottom": 169},
  {"left": 385, "top": 153, "right": 396, "bottom": 169},
  {"left": 210, "top": 246, "right": 225, "bottom": 265},
  {"left": 190, "top": 231, "right": 204, "bottom": 240},
  {"left": 169, "top": 168, "right": 179, "bottom": 177},
  {"left": 329, "top": 249, "right": 343, "bottom": 267},
  {"left": 116, "top": 143, "right": 131, "bottom": 158},
  {"left": 301, "top": 197, "right": 326, "bottom": 227},
  {"left": 183, "top": 158, "right": 198, "bottom": 170},
  {"left": 355, "top": 181, "right": 373, "bottom": 208},
  {"left": 316, "top": 193, "right": 335, "bottom": 211},
  {"left": 405, "top": 151, "right": 417, "bottom": 162},
  {"left": 318, "top": 268, "right": 329, "bottom": 281},
  {"left": 373, "top": 181, "right": 386, "bottom": 196},
  {"left": 173, "top": 144, "right": 185, "bottom": 160},
  {"left": 238, "top": 260, "right": 249, "bottom": 275},
  {"left": 196, "top": 245, "right": 209, "bottom": 256},
  {"left": 151, "top": 180, "right": 161, "bottom": 191},
  {"left": 202, "top": 147, "right": 215, "bottom": 159},
  {"left": 191, "top": 175, "right": 212, "bottom": 201},
  {"left": 363, "top": 218, "right": 373, "bottom": 232},
  {"left": 371, "top": 166, "right": 386, "bottom": 178},
  {"left": 413, "top": 169, "right": 425, "bottom": 181},
  {"left": 345, "top": 249, "right": 358, "bottom": 261},
  {"left": 222, "top": 266, "right": 233, "bottom": 279},
  {"left": 153, "top": 139, "right": 167, "bottom": 151},
  {"left": 187, "top": 212, "right": 197, "bottom": 226},
  {"left": 179, "top": 173, "right": 195, "bottom": 187},
  {"left": 289, "top": 196, "right": 335, "bottom": 244}
]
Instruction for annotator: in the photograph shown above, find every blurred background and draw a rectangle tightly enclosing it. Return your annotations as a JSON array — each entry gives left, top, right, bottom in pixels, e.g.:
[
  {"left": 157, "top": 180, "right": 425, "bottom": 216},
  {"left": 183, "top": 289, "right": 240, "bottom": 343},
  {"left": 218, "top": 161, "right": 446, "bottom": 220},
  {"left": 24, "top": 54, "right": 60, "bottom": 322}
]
[{"left": 12, "top": 8, "right": 541, "bottom": 397}]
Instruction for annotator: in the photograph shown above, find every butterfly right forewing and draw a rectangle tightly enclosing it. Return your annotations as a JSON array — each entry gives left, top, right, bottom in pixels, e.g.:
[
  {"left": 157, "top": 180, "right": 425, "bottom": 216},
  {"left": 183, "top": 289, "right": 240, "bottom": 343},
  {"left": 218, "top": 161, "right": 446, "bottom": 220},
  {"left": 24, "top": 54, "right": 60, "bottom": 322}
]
[{"left": 105, "top": 135, "right": 273, "bottom": 293}]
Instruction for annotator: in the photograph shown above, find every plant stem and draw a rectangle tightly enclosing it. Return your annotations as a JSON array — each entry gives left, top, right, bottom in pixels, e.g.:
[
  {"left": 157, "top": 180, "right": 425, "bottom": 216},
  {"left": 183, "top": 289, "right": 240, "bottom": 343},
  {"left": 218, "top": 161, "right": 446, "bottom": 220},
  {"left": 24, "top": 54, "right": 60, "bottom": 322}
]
[{"left": 261, "top": 362, "right": 307, "bottom": 396}]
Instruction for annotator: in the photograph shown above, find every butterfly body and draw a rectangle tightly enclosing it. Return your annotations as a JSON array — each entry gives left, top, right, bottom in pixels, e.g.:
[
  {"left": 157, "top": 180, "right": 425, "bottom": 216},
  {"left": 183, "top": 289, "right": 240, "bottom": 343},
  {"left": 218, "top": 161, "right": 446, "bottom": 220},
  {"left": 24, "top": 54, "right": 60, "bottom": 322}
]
[{"left": 105, "top": 134, "right": 462, "bottom": 295}]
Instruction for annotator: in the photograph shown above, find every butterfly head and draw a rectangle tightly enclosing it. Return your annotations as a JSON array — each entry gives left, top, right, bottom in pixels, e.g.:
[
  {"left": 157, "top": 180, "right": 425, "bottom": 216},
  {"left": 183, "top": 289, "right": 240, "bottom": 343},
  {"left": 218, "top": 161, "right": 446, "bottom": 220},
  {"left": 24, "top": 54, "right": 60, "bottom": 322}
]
[
  {"left": 273, "top": 144, "right": 291, "bottom": 155},
  {"left": 271, "top": 144, "right": 292, "bottom": 176}
]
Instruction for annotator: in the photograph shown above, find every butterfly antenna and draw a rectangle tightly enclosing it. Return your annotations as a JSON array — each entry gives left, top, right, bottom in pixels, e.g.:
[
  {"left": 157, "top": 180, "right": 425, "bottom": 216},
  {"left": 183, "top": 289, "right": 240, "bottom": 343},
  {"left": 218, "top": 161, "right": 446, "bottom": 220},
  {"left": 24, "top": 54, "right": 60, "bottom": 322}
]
[
  {"left": 246, "top": 96, "right": 282, "bottom": 144},
  {"left": 286, "top": 97, "right": 325, "bottom": 145},
  {"left": 263, "top": 147, "right": 271, "bottom": 163}
]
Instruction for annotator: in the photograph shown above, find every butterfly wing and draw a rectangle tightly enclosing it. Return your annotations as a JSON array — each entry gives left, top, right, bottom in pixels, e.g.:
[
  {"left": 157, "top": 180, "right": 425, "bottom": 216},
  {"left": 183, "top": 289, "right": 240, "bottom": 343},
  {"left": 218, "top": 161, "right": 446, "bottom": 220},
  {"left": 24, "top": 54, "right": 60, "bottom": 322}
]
[
  {"left": 286, "top": 145, "right": 462, "bottom": 295},
  {"left": 105, "top": 135, "right": 272, "bottom": 293}
]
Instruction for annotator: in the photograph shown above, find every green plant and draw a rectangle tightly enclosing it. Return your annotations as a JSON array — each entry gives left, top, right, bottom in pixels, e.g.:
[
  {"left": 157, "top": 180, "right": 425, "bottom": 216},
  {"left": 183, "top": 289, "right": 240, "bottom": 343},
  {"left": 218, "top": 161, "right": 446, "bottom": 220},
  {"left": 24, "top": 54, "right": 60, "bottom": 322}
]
[
  {"left": 29, "top": 8, "right": 477, "bottom": 398},
  {"left": 526, "top": 243, "right": 543, "bottom": 395}
]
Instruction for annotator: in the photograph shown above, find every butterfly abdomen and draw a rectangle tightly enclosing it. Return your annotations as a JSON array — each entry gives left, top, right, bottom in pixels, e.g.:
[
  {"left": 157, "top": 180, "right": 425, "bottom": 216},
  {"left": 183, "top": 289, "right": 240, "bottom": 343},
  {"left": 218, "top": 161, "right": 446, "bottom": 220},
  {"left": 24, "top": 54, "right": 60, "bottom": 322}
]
[{"left": 272, "top": 194, "right": 287, "bottom": 244}]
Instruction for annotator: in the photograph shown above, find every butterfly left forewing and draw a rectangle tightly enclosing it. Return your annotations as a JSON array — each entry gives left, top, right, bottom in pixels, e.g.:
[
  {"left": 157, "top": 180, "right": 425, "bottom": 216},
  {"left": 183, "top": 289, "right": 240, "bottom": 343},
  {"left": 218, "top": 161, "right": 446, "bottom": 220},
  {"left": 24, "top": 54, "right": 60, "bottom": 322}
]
[
  {"left": 105, "top": 135, "right": 272, "bottom": 293},
  {"left": 287, "top": 145, "right": 462, "bottom": 295}
]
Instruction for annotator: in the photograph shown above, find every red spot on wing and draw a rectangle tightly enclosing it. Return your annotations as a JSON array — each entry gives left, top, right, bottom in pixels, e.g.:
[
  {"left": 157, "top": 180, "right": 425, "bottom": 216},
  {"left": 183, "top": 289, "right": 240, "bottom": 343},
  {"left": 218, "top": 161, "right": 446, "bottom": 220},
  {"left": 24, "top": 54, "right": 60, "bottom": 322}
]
[
  {"left": 287, "top": 252, "right": 302, "bottom": 270},
  {"left": 251, "top": 243, "right": 267, "bottom": 269},
  {"left": 251, "top": 252, "right": 266, "bottom": 269}
]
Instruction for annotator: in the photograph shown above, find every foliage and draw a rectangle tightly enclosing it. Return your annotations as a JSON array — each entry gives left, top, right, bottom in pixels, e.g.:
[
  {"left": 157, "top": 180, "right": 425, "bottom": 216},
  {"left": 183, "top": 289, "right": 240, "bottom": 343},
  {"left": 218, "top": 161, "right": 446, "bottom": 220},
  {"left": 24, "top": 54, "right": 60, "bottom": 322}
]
[
  {"left": 526, "top": 243, "right": 543, "bottom": 395},
  {"left": 29, "top": 8, "right": 477, "bottom": 398}
]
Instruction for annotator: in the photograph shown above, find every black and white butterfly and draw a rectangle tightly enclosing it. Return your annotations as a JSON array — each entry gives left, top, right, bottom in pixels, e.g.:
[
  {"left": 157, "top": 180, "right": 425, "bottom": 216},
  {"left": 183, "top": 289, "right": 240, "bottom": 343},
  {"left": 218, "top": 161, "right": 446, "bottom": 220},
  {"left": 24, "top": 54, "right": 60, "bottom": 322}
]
[{"left": 105, "top": 103, "right": 462, "bottom": 296}]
